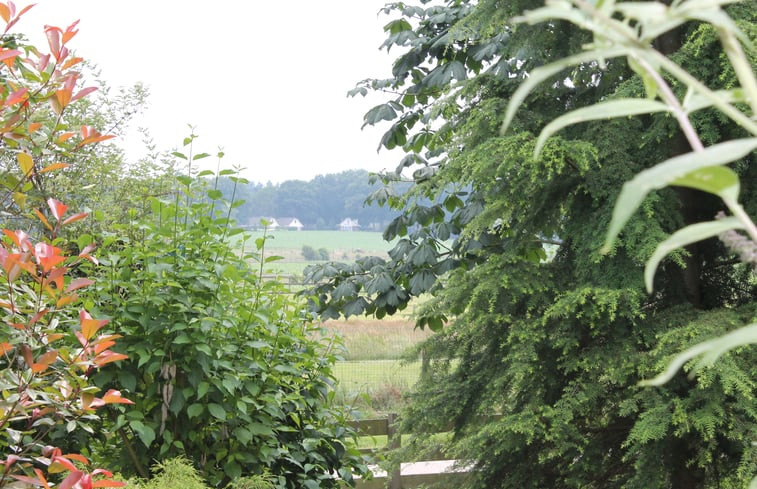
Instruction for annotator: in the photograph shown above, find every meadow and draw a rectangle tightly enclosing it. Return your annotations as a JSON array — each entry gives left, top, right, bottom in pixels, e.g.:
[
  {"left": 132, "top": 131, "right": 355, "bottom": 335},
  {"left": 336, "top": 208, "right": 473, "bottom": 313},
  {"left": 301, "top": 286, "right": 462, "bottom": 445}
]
[
  {"left": 238, "top": 230, "right": 396, "bottom": 276},
  {"left": 319, "top": 318, "right": 433, "bottom": 416}
]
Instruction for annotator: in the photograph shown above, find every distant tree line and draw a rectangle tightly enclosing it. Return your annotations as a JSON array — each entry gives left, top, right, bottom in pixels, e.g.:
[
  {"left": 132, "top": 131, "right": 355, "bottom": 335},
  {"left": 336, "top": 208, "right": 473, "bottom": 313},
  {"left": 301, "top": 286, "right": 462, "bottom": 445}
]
[{"left": 213, "top": 169, "right": 406, "bottom": 230}]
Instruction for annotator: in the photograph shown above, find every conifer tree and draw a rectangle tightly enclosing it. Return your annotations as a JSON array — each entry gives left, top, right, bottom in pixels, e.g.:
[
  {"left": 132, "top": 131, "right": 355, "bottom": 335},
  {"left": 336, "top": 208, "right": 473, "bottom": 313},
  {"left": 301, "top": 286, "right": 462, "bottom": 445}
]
[{"left": 306, "top": 0, "right": 756, "bottom": 487}]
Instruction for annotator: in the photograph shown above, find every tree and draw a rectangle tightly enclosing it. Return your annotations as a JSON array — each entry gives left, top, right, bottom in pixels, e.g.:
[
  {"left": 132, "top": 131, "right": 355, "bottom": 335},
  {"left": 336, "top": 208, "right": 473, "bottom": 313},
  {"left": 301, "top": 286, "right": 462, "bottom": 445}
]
[{"left": 305, "top": 0, "right": 756, "bottom": 487}]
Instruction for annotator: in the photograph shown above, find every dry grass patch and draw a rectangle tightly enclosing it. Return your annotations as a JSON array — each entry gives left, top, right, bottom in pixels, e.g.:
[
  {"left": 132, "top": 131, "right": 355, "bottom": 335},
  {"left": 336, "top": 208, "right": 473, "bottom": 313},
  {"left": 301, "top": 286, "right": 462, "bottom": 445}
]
[{"left": 322, "top": 318, "right": 432, "bottom": 361}]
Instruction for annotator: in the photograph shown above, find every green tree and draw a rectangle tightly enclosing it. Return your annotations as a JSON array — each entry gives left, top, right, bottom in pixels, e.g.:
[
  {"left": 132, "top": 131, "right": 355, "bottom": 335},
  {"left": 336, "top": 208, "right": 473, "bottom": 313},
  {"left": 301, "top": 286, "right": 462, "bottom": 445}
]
[{"left": 305, "top": 1, "right": 756, "bottom": 487}]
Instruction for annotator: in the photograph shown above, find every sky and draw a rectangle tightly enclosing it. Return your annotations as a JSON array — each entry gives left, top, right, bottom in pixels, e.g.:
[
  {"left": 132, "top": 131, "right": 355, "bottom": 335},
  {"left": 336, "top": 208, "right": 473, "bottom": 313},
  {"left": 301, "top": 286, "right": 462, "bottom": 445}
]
[{"left": 20, "top": 1, "right": 404, "bottom": 184}]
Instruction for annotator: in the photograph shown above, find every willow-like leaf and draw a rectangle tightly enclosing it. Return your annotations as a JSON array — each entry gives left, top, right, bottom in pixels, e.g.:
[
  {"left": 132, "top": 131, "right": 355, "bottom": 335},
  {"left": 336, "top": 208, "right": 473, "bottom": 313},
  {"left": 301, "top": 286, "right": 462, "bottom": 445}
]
[
  {"left": 534, "top": 99, "right": 671, "bottom": 158},
  {"left": 644, "top": 217, "right": 743, "bottom": 292},
  {"left": 602, "top": 138, "right": 757, "bottom": 252},
  {"left": 640, "top": 323, "right": 757, "bottom": 386},
  {"left": 500, "top": 47, "right": 626, "bottom": 135}
]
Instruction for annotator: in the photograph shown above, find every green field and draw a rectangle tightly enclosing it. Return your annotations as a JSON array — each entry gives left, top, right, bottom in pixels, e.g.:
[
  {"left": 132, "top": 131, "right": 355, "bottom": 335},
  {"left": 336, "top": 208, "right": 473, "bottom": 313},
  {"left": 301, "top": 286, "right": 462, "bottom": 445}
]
[{"left": 236, "top": 230, "right": 396, "bottom": 276}]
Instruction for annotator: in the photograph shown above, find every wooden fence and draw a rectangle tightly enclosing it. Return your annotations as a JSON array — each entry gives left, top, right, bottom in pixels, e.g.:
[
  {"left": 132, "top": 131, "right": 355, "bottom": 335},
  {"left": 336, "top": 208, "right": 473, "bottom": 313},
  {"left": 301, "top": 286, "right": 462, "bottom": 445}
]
[{"left": 346, "top": 414, "right": 472, "bottom": 489}]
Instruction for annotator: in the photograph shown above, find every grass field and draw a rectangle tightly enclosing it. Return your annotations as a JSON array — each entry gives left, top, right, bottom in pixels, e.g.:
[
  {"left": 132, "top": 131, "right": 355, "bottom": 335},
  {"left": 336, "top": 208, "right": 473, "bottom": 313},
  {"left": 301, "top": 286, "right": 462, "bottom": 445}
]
[
  {"left": 237, "top": 230, "right": 395, "bottom": 276},
  {"left": 321, "top": 318, "right": 433, "bottom": 415}
]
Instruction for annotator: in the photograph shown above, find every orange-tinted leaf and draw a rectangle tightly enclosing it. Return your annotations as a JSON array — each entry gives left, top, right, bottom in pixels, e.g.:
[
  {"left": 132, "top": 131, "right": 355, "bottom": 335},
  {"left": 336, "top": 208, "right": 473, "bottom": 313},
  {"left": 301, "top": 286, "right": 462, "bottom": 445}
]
[
  {"left": 65, "top": 278, "right": 93, "bottom": 294},
  {"left": 94, "top": 350, "right": 129, "bottom": 367},
  {"left": 78, "top": 134, "right": 115, "bottom": 147},
  {"left": 5, "top": 87, "right": 28, "bottom": 106},
  {"left": 0, "top": 48, "right": 21, "bottom": 63},
  {"left": 56, "top": 294, "right": 78, "bottom": 308},
  {"left": 46, "top": 333, "right": 64, "bottom": 343},
  {"left": 93, "top": 339, "right": 116, "bottom": 354},
  {"left": 50, "top": 456, "right": 78, "bottom": 473},
  {"left": 40, "top": 162, "right": 70, "bottom": 173},
  {"left": 31, "top": 362, "right": 49, "bottom": 373},
  {"left": 37, "top": 349, "right": 58, "bottom": 365},
  {"left": 71, "top": 86, "right": 96, "bottom": 102},
  {"left": 80, "top": 309, "right": 108, "bottom": 341},
  {"left": 62, "top": 453, "right": 89, "bottom": 465},
  {"left": 58, "top": 470, "right": 84, "bottom": 489},
  {"left": 55, "top": 88, "right": 71, "bottom": 109},
  {"left": 102, "top": 389, "right": 133, "bottom": 405},
  {"left": 93, "top": 481, "right": 126, "bottom": 488},
  {"left": 61, "top": 56, "right": 82, "bottom": 70},
  {"left": 21, "top": 344, "right": 33, "bottom": 368},
  {"left": 0, "top": 4, "right": 10, "bottom": 23},
  {"left": 17, "top": 152, "right": 34, "bottom": 177},
  {"left": 56, "top": 132, "right": 75, "bottom": 143},
  {"left": 34, "top": 242, "right": 65, "bottom": 272},
  {"left": 33, "top": 208, "right": 53, "bottom": 231},
  {"left": 47, "top": 198, "right": 67, "bottom": 220},
  {"left": 62, "top": 212, "right": 88, "bottom": 226},
  {"left": 33, "top": 468, "right": 50, "bottom": 489},
  {"left": 28, "top": 122, "right": 42, "bottom": 132},
  {"left": 0, "top": 342, "right": 13, "bottom": 355},
  {"left": 62, "top": 20, "right": 79, "bottom": 44}
]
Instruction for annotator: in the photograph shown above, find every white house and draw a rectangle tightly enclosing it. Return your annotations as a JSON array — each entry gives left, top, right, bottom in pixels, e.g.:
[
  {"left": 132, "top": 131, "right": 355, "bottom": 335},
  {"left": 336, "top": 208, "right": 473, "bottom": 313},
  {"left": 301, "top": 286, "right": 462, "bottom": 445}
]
[
  {"left": 277, "top": 217, "right": 304, "bottom": 231},
  {"left": 248, "top": 217, "right": 279, "bottom": 230},
  {"left": 338, "top": 218, "right": 361, "bottom": 231}
]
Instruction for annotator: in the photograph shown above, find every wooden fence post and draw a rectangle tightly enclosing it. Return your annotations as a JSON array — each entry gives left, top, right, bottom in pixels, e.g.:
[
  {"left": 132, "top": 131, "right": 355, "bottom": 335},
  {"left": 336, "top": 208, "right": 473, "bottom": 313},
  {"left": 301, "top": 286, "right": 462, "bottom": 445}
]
[{"left": 387, "top": 413, "right": 401, "bottom": 489}]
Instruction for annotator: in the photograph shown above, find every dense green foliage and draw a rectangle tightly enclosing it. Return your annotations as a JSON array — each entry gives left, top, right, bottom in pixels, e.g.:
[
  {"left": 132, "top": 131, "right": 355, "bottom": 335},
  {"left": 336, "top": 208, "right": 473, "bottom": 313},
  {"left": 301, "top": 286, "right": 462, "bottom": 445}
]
[
  {"left": 306, "top": 1, "right": 757, "bottom": 487},
  {"left": 85, "top": 156, "right": 369, "bottom": 487}
]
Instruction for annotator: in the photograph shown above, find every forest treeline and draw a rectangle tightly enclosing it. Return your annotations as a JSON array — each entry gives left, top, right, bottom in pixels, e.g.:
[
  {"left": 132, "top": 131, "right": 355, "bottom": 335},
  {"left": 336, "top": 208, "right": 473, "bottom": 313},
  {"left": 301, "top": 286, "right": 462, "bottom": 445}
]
[{"left": 213, "top": 169, "right": 406, "bottom": 230}]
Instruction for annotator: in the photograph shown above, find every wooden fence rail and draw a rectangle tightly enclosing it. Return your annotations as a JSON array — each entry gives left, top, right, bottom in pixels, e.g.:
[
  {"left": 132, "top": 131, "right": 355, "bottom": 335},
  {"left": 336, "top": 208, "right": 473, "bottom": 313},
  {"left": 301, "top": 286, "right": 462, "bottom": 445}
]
[{"left": 346, "top": 414, "right": 477, "bottom": 489}]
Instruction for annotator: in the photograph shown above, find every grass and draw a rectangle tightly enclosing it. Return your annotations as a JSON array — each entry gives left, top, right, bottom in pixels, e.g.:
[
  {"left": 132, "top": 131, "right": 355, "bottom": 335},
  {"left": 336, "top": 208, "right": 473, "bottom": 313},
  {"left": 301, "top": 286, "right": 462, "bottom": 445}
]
[
  {"left": 237, "top": 230, "right": 395, "bottom": 276},
  {"left": 317, "top": 317, "right": 434, "bottom": 416},
  {"left": 322, "top": 318, "right": 432, "bottom": 361}
]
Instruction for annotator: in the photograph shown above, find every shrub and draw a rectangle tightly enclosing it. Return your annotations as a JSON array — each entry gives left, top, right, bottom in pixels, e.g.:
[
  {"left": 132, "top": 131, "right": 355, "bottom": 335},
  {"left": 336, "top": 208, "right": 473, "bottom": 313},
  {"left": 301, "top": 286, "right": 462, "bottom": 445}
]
[
  {"left": 301, "top": 245, "right": 318, "bottom": 261},
  {"left": 90, "top": 145, "right": 369, "bottom": 487}
]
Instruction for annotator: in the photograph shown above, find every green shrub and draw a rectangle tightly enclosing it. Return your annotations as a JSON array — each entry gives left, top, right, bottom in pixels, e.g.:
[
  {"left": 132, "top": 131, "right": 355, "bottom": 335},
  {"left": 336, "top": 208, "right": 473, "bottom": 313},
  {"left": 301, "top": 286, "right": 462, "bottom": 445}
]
[
  {"left": 301, "top": 245, "right": 318, "bottom": 260},
  {"left": 88, "top": 144, "right": 369, "bottom": 487}
]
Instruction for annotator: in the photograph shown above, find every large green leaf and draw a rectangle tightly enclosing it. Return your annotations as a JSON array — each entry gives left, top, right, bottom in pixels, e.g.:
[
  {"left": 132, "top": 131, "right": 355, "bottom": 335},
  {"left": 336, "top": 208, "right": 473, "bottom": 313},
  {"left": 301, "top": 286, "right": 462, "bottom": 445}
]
[
  {"left": 644, "top": 217, "right": 743, "bottom": 292},
  {"left": 602, "top": 138, "right": 757, "bottom": 252},
  {"left": 640, "top": 323, "right": 757, "bottom": 386},
  {"left": 670, "top": 165, "right": 740, "bottom": 201},
  {"left": 534, "top": 99, "right": 671, "bottom": 158},
  {"left": 500, "top": 47, "right": 626, "bottom": 135}
]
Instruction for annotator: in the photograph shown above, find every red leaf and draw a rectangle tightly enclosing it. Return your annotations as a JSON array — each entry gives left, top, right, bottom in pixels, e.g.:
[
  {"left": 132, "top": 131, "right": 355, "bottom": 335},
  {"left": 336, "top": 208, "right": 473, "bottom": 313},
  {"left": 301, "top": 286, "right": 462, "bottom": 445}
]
[
  {"left": 44, "top": 25, "right": 61, "bottom": 60},
  {"left": 62, "top": 212, "right": 88, "bottom": 226},
  {"left": 71, "top": 86, "right": 96, "bottom": 102},
  {"left": 10, "top": 474, "right": 44, "bottom": 486},
  {"left": 58, "top": 471, "right": 84, "bottom": 489},
  {"left": 94, "top": 350, "right": 129, "bottom": 367},
  {"left": 5, "top": 87, "right": 27, "bottom": 106},
  {"left": 65, "top": 278, "right": 94, "bottom": 294},
  {"left": 102, "top": 389, "right": 133, "bottom": 405},
  {"left": 47, "top": 198, "right": 67, "bottom": 220},
  {"left": 62, "top": 453, "right": 89, "bottom": 465}
]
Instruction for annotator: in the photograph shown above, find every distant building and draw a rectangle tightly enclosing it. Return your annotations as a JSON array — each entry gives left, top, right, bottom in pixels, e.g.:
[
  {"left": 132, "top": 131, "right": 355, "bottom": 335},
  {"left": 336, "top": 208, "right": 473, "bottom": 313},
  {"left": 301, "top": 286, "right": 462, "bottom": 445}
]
[
  {"left": 277, "top": 217, "right": 304, "bottom": 231},
  {"left": 248, "top": 217, "right": 279, "bottom": 230},
  {"left": 338, "top": 218, "right": 361, "bottom": 231}
]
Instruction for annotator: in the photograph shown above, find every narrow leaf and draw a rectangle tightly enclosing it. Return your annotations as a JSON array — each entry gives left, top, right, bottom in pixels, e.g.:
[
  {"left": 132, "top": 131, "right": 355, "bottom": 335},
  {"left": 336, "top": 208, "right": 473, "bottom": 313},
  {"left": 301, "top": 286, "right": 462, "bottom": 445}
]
[
  {"left": 645, "top": 217, "right": 744, "bottom": 292},
  {"left": 640, "top": 323, "right": 757, "bottom": 386},
  {"left": 603, "top": 138, "right": 757, "bottom": 252},
  {"left": 535, "top": 99, "right": 670, "bottom": 158},
  {"left": 501, "top": 47, "right": 626, "bottom": 135},
  {"left": 671, "top": 166, "right": 740, "bottom": 201}
]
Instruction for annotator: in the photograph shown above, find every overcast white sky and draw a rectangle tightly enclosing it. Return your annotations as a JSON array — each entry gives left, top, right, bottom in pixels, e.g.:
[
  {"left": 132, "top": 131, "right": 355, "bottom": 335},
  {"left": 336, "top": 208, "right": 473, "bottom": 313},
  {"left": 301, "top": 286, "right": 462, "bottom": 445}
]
[{"left": 21, "top": 1, "right": 403, "bottom": 184}]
